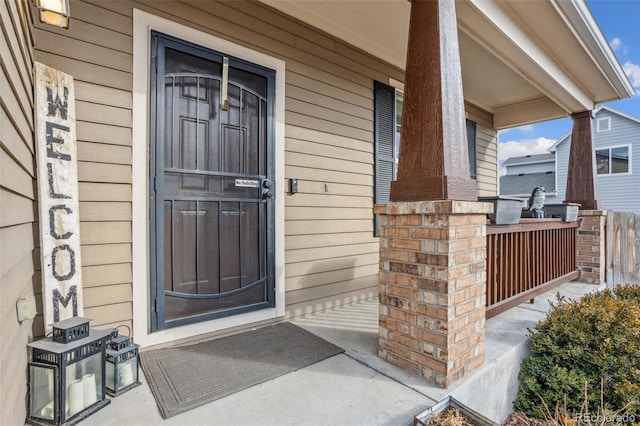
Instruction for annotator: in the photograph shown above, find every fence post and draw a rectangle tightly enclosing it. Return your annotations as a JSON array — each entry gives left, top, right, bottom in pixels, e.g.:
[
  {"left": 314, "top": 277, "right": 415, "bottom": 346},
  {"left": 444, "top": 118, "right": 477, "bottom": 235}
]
[
  {"left": 605, "top": 211, "right": 640, "bottom": 287},
  {"left": 636, "top": 214, "right": 640, "bottom": 283}
]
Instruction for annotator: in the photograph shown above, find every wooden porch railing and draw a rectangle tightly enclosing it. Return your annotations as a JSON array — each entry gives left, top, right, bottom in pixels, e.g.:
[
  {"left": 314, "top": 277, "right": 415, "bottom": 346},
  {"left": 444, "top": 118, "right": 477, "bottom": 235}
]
[{"left": 485, "top": 218, "right": 579, "bottom": 319}]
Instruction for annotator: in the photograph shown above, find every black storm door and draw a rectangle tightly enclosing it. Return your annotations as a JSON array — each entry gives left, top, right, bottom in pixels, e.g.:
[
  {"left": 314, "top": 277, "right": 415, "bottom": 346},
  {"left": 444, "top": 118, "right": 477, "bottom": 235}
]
[{"left": 150, "top": 32, "right": 275, "bottom": 331}]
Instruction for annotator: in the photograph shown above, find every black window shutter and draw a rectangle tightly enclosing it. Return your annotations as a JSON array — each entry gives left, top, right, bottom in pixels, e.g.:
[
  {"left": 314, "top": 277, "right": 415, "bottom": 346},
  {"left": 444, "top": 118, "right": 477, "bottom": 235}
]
[
  {"left": 374, "top": 81, "right": 395, "bottom": 236},
  {"left": 466, "top": 119, "right": 477, "bottom": 180}
]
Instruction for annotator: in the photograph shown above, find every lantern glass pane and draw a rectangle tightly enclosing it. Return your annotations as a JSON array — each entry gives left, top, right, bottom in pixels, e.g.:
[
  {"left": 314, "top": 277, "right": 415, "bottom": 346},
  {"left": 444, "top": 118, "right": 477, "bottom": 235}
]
[
  {"left": 105, "top": 360, "right": 115, "bottom": 392},
  {"left": 119, "top": 357, "right": 137, "bottom": 388},
  {"left": 64, "top": 352, "right": 103, "bottom": 418},
  {"left": 30, "top": 365, "right": 56, "bottom": 420}
]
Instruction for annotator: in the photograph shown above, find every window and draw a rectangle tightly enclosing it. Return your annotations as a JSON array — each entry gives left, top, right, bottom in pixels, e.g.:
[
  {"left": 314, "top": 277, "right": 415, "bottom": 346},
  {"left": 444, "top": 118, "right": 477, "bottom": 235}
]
[
  {"left": 596, "top": 117, "right": 611, "bottom": 132},
  {"left": 374, "top": 81, "right": 477, "bottom": 235},
  {"left": 595, "top": 146, "right": 630, "bottom": 175}
]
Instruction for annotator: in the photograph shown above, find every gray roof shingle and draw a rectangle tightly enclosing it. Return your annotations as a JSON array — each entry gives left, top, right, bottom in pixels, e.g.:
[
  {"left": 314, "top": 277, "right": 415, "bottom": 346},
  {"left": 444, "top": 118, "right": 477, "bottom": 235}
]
[
  {"left": 502, "top": 153, "right": 555, "bottom": 166},
  {"left": 500, "top": 172, "right": 556, "bottom": 195}
]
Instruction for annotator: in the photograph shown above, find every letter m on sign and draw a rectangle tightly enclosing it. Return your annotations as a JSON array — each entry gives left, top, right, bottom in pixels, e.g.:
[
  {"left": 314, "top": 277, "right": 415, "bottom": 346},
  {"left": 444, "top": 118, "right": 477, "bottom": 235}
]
[{"left": 52, "top": 286, "right": 78, "bottom": 323}]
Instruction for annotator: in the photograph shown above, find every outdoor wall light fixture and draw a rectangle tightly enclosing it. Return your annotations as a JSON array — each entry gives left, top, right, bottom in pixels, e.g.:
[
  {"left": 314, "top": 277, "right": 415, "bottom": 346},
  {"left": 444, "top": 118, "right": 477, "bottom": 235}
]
[
  {"left": 105, "top": 328, "right": 141, "bottom": 397},
  {"left": 34, "top": 0, "right": 70, "bottom": 28},
  {"left": 27, "top": 317, "right": 111, "bottom": 425}
]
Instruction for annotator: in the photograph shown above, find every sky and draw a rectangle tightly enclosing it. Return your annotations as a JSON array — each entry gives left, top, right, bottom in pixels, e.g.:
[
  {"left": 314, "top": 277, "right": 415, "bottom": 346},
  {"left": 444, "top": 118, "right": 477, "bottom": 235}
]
[{"left": 497, "top": 0, "right": 640, "bottom": 175}]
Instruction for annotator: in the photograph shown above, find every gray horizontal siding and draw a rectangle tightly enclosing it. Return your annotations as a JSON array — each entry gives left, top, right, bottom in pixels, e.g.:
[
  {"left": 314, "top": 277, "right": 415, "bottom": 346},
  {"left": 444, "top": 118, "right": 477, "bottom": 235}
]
[{"left": 0, "top": 1, "right": 35, "bottom": 424}]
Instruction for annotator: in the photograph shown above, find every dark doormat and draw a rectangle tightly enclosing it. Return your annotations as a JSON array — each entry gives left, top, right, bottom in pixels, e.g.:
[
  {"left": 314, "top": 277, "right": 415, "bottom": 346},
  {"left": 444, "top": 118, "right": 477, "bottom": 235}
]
[{"left": 140, "top": 322, "right": 344, "bottom": 418}]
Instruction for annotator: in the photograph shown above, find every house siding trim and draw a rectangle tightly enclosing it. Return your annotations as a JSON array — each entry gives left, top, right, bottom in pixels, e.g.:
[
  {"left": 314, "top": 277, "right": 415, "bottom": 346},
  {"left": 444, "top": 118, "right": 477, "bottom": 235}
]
[{"left": 132, "top": 9, "right": 286, "bottom": 347}]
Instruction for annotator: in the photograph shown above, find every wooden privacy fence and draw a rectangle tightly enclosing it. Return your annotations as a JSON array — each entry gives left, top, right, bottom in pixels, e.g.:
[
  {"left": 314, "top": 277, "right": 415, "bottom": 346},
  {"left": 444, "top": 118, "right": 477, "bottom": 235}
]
[
  {"left": 485, "top": 219, "right": 579, "bottom": 319},
  {"left": 606, "top": 211, "right": 640, "bottom": 287}
]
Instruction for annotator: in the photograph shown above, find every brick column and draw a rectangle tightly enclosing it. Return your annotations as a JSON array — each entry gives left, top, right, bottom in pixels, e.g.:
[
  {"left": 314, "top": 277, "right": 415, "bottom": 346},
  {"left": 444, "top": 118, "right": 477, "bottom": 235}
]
[
  {"left": 375, "top": 200, "right": 492, "bottom": 388},
  {"left": 576, "top": 210, "right": 607, "bottom": 284}
]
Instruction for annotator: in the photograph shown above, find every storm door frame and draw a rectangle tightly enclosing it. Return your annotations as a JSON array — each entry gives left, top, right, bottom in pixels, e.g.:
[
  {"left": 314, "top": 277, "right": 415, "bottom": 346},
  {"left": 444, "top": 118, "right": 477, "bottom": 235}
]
[{"left": 149, "top": 31, "right": 276, "bottom": 332}]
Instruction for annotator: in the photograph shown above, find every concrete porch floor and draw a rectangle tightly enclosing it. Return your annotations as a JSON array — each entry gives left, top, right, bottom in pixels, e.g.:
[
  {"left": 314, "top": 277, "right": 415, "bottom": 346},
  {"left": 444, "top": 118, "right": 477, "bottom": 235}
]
[{"left": 76, "top": 281, "right": 604, "bottom": 426}]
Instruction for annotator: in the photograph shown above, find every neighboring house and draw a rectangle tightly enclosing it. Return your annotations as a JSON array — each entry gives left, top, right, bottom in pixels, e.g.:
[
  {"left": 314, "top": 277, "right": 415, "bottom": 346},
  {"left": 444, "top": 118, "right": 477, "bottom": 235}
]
[
  {"left": 500, "top": 107, "right": 640, "bottom": 213},
  {"left": 550, "top": 107, "right": 640, "bottom": 213},
  {"left": 0, "top": 0, "right": 633, "bottom": 423},
  {"left": 500, "top": 153, "right": 559, "bottom": 205}
]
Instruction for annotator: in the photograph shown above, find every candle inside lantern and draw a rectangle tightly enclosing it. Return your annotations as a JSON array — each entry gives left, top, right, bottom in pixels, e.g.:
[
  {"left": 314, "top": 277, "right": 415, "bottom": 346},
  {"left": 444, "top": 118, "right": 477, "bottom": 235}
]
[
  {"left": 119, "top": 360, "right": 134, "bottom": 387},
  {"left": 40, "top": 401, "right": 54, "bottom": 418},
  {"left": 67, "top": 379, "right": 84, "bottom": 416},
  {"left": 39, "top": 371, "right": 55, "bottom": 418},
  {"left": 82, "top": 373, "right": 98, "bottom": 408}
]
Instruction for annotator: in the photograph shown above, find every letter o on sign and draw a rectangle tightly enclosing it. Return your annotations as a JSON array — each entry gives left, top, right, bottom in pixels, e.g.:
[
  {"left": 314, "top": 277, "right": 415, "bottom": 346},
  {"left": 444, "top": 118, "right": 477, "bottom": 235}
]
[{"left": 51, "top": 244, "right": 76, "bottom": 281}]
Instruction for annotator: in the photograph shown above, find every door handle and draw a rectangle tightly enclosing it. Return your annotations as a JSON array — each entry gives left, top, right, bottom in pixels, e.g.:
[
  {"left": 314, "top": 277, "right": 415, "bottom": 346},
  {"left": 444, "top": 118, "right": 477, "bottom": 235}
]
[{"left": 261, "top": 189, "right": 273, "bottom": 199}]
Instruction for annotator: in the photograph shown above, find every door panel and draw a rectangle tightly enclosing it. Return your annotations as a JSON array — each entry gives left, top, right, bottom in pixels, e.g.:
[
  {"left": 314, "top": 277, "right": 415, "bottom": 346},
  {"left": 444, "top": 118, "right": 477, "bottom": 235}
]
[
  {"left": 151, "top": 32, "right": 275, "bottom": 330},
  {"left": 198, "top": 201, "right": 220, "bottom": 295}
]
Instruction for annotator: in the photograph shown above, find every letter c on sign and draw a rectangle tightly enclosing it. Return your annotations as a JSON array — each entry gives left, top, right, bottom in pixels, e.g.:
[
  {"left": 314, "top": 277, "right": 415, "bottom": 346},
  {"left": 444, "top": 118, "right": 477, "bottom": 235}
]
[{"left": 49, "top": 205, "right": 73, "bottom": 239}]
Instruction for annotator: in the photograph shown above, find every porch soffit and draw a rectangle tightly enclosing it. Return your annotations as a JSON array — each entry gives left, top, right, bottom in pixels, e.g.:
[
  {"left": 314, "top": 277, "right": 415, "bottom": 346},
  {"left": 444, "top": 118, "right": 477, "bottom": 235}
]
[{"left": 259, "top": 0, "right": 633, "bottom": 129}]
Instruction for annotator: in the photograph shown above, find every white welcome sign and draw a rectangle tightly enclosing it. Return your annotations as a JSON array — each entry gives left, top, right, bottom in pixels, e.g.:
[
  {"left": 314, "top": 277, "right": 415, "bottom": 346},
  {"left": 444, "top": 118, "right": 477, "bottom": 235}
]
[{"left": 35, "top": 62, "right": 84, "bottom": 332}]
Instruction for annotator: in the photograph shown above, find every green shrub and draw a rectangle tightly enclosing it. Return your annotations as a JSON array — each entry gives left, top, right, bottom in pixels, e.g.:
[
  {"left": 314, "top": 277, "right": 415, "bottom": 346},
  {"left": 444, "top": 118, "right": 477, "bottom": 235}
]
[{"left": 513, "top": 284, "right": 640, "bottom": 420}]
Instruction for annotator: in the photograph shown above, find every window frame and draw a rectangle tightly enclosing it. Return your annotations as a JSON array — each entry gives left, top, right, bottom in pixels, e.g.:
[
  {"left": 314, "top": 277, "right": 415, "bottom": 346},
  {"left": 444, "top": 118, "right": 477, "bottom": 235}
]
[
  {"left": 595, "top": 144, "right": 632, "bottom": 176},
  {"left": 596, "top": 117, "right": 611, "bottom": 132}
]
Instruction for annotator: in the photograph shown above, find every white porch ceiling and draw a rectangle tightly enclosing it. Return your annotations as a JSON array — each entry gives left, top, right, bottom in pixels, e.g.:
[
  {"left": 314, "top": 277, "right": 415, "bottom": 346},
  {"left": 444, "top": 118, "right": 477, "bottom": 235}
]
[{"left": 259, "top": 0, "right": 633, "bottom": 129}]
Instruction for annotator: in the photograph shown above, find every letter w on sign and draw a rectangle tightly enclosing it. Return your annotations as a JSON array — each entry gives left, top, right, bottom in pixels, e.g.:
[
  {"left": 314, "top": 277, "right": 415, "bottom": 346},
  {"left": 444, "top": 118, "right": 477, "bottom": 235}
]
[{"left": 35, "top": 62, "right": 84, "bottom": 333}]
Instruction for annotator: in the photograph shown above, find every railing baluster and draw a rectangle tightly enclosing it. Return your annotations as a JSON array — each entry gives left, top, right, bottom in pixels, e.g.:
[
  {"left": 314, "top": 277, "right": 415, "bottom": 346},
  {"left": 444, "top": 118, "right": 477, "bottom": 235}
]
[
  {"left": 520, "top": 231, "right": 525, "bottom": 295},
  {"left": 487, "top": 235, "right": 495, "bottom": 306},
  {"left": 508, "top": 233, "right": 513, "bottom": 299},
  {"left": 499, "top": 234, "right": 502, "bottom": 302},
  {"left": 485, "top": 219, "right": 580, "bottom": 319}
]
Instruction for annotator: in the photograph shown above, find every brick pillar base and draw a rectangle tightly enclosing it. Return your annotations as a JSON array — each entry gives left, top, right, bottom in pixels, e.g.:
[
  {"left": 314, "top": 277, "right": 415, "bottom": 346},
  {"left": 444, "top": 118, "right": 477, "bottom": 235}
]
[
  {"left": 375, "top": 200, "right": 492, "bottom": 388},
  {"left": 576, "top": 210, "right": 607, "bottom": 284}
]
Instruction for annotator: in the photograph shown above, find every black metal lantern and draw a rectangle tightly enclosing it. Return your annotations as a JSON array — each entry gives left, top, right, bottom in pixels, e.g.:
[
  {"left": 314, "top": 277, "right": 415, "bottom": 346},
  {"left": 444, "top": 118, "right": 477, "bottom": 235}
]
[
  {"left": 105, "top": 331, "right": 141, "bottom": 396},
  {"left": 27, "top": 317, "right": 111, "bottom": 425}
]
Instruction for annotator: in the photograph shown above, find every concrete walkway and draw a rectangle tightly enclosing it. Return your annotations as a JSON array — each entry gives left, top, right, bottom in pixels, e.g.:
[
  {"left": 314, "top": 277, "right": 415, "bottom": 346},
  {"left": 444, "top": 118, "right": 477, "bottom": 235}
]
[{"left": 77, "top": 281, "right": 603, "bottom": 426}]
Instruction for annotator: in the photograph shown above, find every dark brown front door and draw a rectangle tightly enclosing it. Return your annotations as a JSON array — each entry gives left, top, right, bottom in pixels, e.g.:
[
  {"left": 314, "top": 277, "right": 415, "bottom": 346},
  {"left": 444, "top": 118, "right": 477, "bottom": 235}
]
[{"left": 150, "top": 33, "right": 275, "bottom": 331}]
